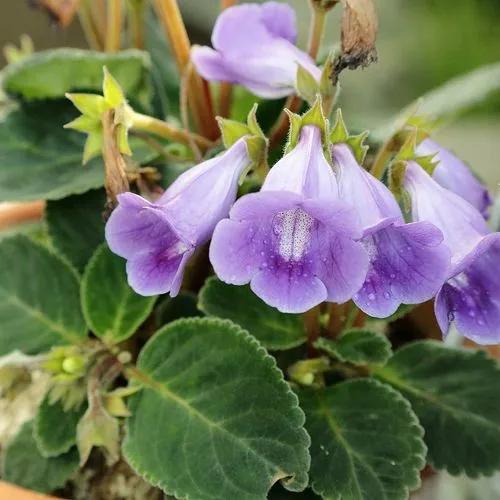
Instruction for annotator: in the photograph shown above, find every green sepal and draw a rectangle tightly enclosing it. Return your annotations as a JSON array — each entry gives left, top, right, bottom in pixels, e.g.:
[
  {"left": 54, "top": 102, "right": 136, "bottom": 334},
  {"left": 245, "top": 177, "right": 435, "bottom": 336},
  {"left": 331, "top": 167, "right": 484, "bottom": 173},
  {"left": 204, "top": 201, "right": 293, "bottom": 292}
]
[
  {"left": 296, "top": 64, "right": 319, "bottom": 105},
  {"left": 285, "top": 96, "right": 329, "bottom": 155},
  {"left": 76, "top": 403, "right": 120, "bottom": 466},
  {"left": 217, "top": 104, "right": 268, "bottom": 183},
  {"left": 65, "top": 67, "right": 134, "bottom": 163},
  {"left": 217, "top": 117, "right": 253, "bottom": 148},
  {"left": 319, "top": 51, "right": 337, "bottom": 99},
  {"left": 330, "top": 109, "right": 369, "bottom": 163}
]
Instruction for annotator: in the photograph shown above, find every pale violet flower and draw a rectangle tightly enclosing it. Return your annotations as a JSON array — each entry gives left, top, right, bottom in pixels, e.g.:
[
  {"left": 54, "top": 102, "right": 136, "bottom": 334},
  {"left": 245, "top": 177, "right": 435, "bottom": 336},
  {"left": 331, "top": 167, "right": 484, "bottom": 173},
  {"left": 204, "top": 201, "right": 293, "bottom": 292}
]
[
  {"left": 332, "top": 143, "right": 450, "bottom": 318},
  {"left": 210, "top": 126, "right": 369, "bottom": 313},
  {"left": 192, "top": 2, "right": 320, "bottom": 99},
  {"left": 105, "top": 138, "right": 250, "bottom": 296},
  {"left": 404, "top": 161, "right": 500, "bottom": 344}
]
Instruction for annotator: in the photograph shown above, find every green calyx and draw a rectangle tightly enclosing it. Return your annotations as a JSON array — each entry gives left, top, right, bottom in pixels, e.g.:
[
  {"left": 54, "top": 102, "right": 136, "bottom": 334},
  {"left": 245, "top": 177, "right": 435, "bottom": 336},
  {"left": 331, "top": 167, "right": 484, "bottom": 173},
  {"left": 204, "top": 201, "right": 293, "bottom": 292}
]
[
  {"left": 285, "top": 95, "right": 329, "bottom": 155},
  {"left": 390, "top": 129, "right": 439, "bottom": 208},
  {"left": 217, "top": 104, "right": 268, "bottom": 181},
  {"left": 296, "top": 51, "right": 338, "bottom": 106},
  {"left": 65, "top": 67, "right": 134, "bottom": 164},
  {"left": 330, "top": 108, "right": 369, "bottom": 164}
]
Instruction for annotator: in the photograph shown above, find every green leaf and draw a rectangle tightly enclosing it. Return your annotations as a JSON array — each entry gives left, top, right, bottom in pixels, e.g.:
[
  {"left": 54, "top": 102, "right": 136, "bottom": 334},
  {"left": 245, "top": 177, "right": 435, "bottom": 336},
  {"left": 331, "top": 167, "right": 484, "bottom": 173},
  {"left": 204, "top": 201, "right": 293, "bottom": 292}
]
[
  {"left": 314, "top": 329, "right": 392, "bottom": 365},
  {"left": 0, "top": 235, "right": 87, "bottom": 355},
  {"left": 0, "top": 101, "right": 104, "bottom": 202},
  {"left": 2, "top": 48, "right": 151, "bottom": 106},
  {"left": 198, "top": 278, "right": 306, "bottom": 350},
  {"left": 299, "top": 379, "right": 426, "bottom": 500},
  {"left": 2, "top": 421, "right": 79, "bottom": 494},
  {"left": 123, "top": 317, "right": 310, "bottom": 499},
  {"left": 46, "top": 189, "right": 106, "bottom": 272},
  {"left": 34, "top": 396, "right": 86, "bottom": 457},
  {"left": 81, "top": 245, "right": 156, "bottom": 343},
  {"left": 375, "top": 341, "right": 500, "bottom": 477}
]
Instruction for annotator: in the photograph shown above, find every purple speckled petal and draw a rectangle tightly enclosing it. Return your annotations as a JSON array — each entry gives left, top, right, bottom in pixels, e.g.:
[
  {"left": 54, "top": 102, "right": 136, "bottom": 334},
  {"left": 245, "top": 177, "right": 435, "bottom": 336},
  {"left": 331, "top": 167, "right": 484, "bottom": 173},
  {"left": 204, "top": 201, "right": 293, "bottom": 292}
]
[
  {"left": 417, "top": 139, "right": 492, "bottom": 218},
  {"left": 251, "top": 266, "right": 327, "bottom": 314},
  {"left": 127, "top": 248, "right": 194, "bottom": 297},
  {"left": 263, "top": 126, "right": 338, "bottom": 198},
  {"left": 435, "top": 233, "right": 500, "bottom": 344},
  {"left": 354, "top": 221, "right": 451, "bottom": 317},
  {"left": 404, "top": 161, "right": 490, "bottom": 273},
  {"left": 210, "top": 191, "right": 368, "bottom": 312},
  {"left": 332, "top": 143, "right": 403, "bottom": 230},
  {"left": 192, "top": 2, "right": 319, "bottom": 99}
]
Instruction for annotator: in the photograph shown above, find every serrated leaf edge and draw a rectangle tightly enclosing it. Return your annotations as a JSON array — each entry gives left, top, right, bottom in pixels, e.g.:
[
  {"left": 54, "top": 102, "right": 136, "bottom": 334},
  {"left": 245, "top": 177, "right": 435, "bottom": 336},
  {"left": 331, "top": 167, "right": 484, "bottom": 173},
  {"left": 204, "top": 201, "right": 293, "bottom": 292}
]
[
  {"left": 197, "top": 277, "right": 306, "bottom": 351},
  {"left": 122, "top": 317, "right": 312, "bottom": 499},
  {"left": 307, "top": 378, "right": 427, "bottom": 500}
]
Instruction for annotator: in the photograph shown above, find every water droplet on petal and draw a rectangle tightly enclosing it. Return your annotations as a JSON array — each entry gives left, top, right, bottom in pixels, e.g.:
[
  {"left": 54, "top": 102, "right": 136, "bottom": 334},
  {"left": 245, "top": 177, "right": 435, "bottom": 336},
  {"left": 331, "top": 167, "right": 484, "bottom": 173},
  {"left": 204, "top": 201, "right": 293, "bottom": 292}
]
[
  {"left": 477, "top": 318, "right": 485, "bottom": 326},
  {"left": 383, "top": 292, "right": 391, "bottom": 299},
  {"left": 368, "top": 293, "right": 375, "bottom": 301},
  {"left": 468, "top": 310, "right": 476, "bottom": 317},
  {"left": 390, "top": 273, "right": 396, "bottom": 279}
]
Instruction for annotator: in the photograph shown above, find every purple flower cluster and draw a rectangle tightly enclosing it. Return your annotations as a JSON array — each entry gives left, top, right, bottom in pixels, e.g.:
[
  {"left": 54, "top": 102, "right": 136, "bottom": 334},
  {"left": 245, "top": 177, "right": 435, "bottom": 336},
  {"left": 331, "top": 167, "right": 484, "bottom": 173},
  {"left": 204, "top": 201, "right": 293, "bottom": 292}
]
[{"left": 105, "top": 1, "right": 498, "bottom": 345}]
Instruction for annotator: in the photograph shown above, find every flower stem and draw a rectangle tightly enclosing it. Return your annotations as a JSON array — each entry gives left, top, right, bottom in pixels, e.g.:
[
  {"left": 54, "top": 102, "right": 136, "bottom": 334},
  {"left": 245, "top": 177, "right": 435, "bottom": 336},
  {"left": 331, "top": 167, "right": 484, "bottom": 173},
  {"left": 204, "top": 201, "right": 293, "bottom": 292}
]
[
  {"left": 218, "top": 0, "right": 237, "bottom": 118},
  {"left": 371, "top": 135, "right": 399, "bottom": 179},
  {"left": 153, "top": 0, "right": 219, "bottom": 139},
  {"left": 105, "top": 0, "right": 123, "bottom": 52},
  {"left": 307, "top": 2, "right": 327, "bottom": 61},
  {"left": 132, "top": 112, "right": 213, "bottom": 150},
  {"left": 269, "top": 2, "right": 328, "bottom": 149},
  {"left": 127, "top": 0, "right": 146, "bottom": 49},
  {"left": 78, "top": 0, "right": 104, "bottom": 50}
]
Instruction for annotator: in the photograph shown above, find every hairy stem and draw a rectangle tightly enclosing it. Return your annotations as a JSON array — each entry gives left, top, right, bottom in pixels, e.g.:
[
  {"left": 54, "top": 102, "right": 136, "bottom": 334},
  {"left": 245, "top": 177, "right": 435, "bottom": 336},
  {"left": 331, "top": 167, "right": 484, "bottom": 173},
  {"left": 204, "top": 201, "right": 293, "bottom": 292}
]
[
  {"left": 371, "top": 135, "right": 399, "bottom": 179},
  {"left": 105, "top": 0, "right": 123, "bottom": 52},
  {"left": 127, "top": 0, "right": 146, "bottom": 49},
  {"left": 132, "top": 112, "right": 213, "bottom": 151},
  {"left": 308, "top": 3, "right": 327, "bottom": 60},
  {"left": 153, "top": 0, "right": 218, "bottom": 139},
  {"left": 269, "top": 1, "right": 328, "bottom": 149},
  {"left": 78, "top": 0, "right": 104, "bottom": 50},
  {"left": 218, "top": 0, "right": 237, "bottom": 117}
]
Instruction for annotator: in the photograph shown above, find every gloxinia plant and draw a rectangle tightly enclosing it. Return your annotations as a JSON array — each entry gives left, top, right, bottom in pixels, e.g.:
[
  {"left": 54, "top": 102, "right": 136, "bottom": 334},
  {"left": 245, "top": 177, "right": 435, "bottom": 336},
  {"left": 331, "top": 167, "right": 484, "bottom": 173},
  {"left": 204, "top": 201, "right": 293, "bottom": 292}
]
[{"left": 0, "top": 1, "right": 500, "bottom": 500}]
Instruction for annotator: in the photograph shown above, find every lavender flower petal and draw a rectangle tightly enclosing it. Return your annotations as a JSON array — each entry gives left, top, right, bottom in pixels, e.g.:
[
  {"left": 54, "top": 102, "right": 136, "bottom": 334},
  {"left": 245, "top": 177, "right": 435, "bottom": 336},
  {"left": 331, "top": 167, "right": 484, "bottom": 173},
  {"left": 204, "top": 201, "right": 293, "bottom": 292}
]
[
  {"left": 354, "top": 221, "right": 451, "bottom": 317},
  {"left": 404, "top": 161, "right": 500, "bottom": 343},
  {"left": 417, "top": 138, "right": 492, "bottom": 218},
  {"left": 263, "top": 125, "right": 338, "bottom": 198},
  {"left": 332, "top": 143, "right": 402, "bottom": 230},
  {"left": 210, "top": 191, "right": 368, "bottom": 313},
  {"left": 192, "top": 2, "right": 320, "bottom": 99},
  {"left": 332, "top": 145, "right": 450, "bottom": 317},
  {"left": 435, "top": 234, "right": 500, "bottom": 344},
  {"left": 106, "top": 139, "right": 251, "bottom": 297},
  {"left": 404, "top": 160, "right": 490, "bottom": 273}
]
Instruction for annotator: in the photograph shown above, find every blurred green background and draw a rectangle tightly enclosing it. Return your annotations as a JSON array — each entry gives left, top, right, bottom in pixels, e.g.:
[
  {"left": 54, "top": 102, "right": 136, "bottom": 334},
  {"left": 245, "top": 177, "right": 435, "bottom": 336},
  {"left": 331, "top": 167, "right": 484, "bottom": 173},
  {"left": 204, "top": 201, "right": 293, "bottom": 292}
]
[{"left": 0, "top": 0, "right": 498, "bottom": 192}]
